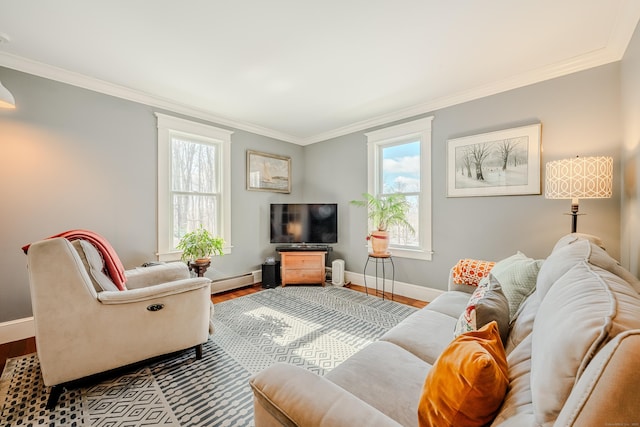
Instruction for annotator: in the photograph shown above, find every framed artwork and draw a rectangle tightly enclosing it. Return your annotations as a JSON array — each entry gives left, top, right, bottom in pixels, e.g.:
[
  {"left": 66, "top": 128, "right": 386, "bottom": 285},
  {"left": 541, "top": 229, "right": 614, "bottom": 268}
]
[
  {"left": 447, "top": 123, "right": 542, "bottom": 197},
  {"left": 246, "top": 150, "right": 291, "bottom": 193}
]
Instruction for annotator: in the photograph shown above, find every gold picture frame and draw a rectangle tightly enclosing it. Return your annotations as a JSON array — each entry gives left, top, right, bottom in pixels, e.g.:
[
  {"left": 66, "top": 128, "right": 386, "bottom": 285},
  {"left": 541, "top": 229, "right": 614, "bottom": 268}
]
[{"left": 246, "top": 150, "right": 291, "bottom": 193}]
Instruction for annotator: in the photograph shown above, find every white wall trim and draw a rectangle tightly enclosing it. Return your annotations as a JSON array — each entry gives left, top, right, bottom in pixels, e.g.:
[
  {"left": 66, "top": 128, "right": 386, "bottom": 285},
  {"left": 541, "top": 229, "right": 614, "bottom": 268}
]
[
  {"left": 344, "top": 270, "right": 443, "bottom": 303},
  {"left": 0, "top": 317, "right": 34, "bottom": 345},
  {"left": 0, "top": 52, "right": 299, "bottom": 144},
  {"left": 298, "top": 47, "right": 626, "bottom": 145},
  {"left": 2, "top": 7, "right": 637, "bottom": 149}
]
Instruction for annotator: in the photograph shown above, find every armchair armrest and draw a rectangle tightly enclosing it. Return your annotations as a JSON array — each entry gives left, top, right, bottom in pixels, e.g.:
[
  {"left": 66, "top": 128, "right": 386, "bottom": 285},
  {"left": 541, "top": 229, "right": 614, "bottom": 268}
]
[
  {"left": 250, "top": 363, "right": 402, "bottom": 427},
  {"left": 98, "top": 277, "right": 211, "bottom": 304},
  {"left": 124, "top": 262, "right": 190, "bottom": 289}
]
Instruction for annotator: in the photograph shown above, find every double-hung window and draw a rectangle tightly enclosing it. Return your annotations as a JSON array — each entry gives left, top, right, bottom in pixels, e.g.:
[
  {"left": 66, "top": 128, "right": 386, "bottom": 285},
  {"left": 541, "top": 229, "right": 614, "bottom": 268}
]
[
  {"left": 365, "top": 116, "right": 433, "bottom": 260},
  {"left": 156, "top": 113, "right": 233, "bottom": 261}
]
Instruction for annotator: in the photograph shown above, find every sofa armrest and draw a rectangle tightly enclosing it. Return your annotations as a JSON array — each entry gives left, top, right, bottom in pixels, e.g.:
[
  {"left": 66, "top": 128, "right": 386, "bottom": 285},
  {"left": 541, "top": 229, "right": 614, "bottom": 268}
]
[
  {"left": 447, "top": 267, "right": 477, "bottom": 294},
  {"left": 124, "top": 262, "right": 190, "bottom": 289},
  {"left": 250, "top": 363, "right": 402, "bottom": 427},
  {"left": 98, "top": 278, "right": 211, "bottom": 304}
]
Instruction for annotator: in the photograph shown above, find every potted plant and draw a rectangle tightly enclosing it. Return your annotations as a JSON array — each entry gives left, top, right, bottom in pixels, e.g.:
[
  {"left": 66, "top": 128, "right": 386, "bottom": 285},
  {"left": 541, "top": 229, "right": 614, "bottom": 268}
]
[
  {"left": 176, "top": 225, "right": 224, "bottom": 264},
  {"left": 350, "top": 193, "right": 414, "bottom": 254}
]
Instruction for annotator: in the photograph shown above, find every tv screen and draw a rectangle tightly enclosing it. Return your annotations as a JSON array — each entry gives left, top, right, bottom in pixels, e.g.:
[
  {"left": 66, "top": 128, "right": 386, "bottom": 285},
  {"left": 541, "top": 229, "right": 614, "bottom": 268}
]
[{"left": 270, "top": 203, "right": 338, "bottom": 244}]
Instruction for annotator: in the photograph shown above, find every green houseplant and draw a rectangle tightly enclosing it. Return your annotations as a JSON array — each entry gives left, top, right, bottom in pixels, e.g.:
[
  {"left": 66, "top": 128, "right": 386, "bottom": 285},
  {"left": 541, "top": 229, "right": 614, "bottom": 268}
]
[
  {"left": 350, "top": 192, "right": 414, "bottom": 254},
  {"left": 177, "top": 225, "right": 224, "bottom": 263}
]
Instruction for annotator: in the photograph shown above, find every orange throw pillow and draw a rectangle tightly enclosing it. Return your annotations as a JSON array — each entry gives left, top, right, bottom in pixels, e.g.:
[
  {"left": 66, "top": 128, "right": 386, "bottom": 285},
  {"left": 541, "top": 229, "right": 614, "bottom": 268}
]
[
  {"left": 452, "top": 259, "right": 496, "bottom": 287},
  {"left": 417, "top": 321, "right": 508, "bottom": 427}
]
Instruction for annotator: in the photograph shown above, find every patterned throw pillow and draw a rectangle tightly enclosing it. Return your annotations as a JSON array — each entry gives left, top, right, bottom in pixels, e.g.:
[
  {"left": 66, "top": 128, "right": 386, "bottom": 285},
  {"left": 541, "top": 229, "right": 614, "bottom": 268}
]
[
  {"left": 454, "top": 275, "right": 510, "bottom": 344},
  {"left": 452, "top": 259, "right": 496, "bottom": 287}
]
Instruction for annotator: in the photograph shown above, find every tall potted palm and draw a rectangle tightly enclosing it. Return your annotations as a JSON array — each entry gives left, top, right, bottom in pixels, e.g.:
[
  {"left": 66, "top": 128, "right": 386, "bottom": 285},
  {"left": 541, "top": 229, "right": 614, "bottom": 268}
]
[{"left": 350, "top": 193, "right": 414, "bottom": 254}]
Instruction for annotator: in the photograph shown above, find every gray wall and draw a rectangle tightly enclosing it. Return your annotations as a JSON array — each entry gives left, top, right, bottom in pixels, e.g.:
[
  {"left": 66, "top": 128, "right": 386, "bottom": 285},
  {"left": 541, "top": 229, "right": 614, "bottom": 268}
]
[
  {"left": 0, "top": 45, "right": 630, "bottom": 323},
  {"left": 621, "top": 21, "right": 640, "bottom": 276},
  {"left": 305, "top": 62, "right": 622, "bottom": 291},
  {"left": 0, "top": 67, "right": 303, "bottom": 322}
]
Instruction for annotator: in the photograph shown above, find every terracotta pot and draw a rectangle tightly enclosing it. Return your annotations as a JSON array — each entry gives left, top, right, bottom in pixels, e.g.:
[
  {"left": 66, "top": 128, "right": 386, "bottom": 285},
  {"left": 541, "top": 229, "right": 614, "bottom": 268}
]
[
  {"left": 194, "top": 257, "right": 211, "bottom": 265},
  {"left": 370, "top": 230, "right": 389, "bottom": 254}
]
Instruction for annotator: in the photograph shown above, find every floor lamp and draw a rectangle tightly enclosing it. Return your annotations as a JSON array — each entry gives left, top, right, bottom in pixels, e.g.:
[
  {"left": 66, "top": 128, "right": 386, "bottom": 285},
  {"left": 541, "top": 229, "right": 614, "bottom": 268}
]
[{"left": 545, "top": 156, "right": 613, "bottom": 233}]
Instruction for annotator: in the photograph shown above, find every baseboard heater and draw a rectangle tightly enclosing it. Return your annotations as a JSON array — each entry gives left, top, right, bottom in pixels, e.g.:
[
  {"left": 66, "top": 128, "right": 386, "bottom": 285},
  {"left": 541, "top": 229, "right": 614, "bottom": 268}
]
[{"left": 210, "top": 272, "right": 257, "bottom": 294}]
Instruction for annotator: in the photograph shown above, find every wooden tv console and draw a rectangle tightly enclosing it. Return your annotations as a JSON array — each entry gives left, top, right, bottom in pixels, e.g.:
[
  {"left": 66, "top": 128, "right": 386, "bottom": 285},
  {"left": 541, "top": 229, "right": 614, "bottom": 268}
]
[{"left": 278, "top": 248, "right": 327, "bottom": 286}]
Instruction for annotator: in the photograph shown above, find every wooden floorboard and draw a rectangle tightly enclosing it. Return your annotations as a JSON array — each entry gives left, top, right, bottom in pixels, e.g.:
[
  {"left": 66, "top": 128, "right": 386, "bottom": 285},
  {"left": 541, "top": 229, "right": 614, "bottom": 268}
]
[{"left": 1, "top": 283, "right": 427, "bottom": 373}]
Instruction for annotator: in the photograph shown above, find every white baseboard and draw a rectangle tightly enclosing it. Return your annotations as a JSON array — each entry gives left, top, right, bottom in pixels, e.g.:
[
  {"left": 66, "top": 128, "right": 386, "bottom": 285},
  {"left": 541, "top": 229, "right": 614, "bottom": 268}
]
[
  {"left": 0, "top": 317, "right": 35, "bottom": 344},
  {"left": 344, "top": 270, "right": 443, "bottom": 303}
]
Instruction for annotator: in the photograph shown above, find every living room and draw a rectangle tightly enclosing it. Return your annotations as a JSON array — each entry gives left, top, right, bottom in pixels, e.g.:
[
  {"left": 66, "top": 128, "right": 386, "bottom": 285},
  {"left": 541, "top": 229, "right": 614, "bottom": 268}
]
[
  {"left": 1, "top": 2, "right": 640, "bottom": 424},
  {"left": 2, "top": 2, "right": 639, "bottom": 332}
]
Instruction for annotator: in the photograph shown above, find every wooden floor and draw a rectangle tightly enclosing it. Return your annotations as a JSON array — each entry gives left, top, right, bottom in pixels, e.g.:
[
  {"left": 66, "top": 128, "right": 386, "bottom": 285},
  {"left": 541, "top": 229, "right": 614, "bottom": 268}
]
[{"left": 1, "top": 283, "right": 427, "bottom": 374}]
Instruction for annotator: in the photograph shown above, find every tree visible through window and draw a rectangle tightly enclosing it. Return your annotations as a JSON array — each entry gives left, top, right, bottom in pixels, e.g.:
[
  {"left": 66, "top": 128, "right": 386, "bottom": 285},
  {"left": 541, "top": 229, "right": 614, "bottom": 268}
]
[
  {"left": 156, "top": 113, "right": 232, "bottom": 261},
  {"left": 366, "top": 116, "right": 433, "bottom": 260},
  {"left": 171, "top": 137, "right": 219, "bottom": 249},
  {"left": 381, "top": 140, "right": 420, "bottom": 247}
]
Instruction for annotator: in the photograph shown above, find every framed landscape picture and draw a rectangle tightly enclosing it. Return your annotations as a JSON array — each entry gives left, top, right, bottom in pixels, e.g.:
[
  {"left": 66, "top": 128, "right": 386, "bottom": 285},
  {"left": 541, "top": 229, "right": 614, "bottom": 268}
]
[
  {"left": 246, "top": 150, "right": 291, "bottom": 193},
  {"left": 446, "top": 124, "right": 542, "bottom": 197}
]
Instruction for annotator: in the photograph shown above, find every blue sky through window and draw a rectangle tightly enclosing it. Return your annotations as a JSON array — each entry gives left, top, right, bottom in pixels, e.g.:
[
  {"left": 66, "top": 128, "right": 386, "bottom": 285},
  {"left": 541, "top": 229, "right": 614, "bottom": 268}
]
[{"left": 382, "top": 140, "right": 420, "bottom": 194}]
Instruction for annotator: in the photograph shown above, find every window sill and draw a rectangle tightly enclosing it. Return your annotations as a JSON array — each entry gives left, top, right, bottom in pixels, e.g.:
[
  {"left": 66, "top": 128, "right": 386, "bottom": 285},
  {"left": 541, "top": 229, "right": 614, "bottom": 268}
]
[
  {"left": 388, "top": 247, "right": 433, "bottom": 261},
  {"left": 157, "top": 247, "right": 232, "bottom": 263},
  {"left": 364, "top": 244, "right": 432, "bottom": 261}
]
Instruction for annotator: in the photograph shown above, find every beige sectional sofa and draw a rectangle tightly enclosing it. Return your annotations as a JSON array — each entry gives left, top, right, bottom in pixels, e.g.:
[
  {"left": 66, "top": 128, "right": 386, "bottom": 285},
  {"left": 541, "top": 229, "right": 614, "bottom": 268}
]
[{"left": 250, "top": 234, "right": 640, "bottom": 426}]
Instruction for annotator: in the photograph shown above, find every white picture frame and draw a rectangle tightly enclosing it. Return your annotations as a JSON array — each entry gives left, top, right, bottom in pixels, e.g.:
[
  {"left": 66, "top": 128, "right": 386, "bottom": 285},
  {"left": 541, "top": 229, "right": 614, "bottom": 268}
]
[{"left": 446, "top": 124, "right": 542, "bottom": 197}]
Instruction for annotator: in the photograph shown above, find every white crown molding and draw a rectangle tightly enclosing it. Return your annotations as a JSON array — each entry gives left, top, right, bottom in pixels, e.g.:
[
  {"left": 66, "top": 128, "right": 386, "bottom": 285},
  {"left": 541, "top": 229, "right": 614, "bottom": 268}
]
[
  {"left": 299, "top": 44, "right": 629, "bottom": 146},
  {"left": 2, "top": 1, "right": 639, "bottom": 148},
  {"left": 0, "top": 52, "right": 300, "bottom": 144}
]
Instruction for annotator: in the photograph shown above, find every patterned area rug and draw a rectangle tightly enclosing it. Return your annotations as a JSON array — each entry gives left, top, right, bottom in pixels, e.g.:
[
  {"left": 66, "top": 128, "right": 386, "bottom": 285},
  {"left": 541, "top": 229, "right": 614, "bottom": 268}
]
[{"left": 0, "top": 286, "right": 417, "bottom": 426}]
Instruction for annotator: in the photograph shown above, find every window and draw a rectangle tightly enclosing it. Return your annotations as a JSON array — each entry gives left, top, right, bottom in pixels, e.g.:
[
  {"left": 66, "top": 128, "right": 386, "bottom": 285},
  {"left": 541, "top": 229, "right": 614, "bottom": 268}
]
[
  {"left": 156, "top": 113, "right": 233, "bottom": 261},
  {"left": 365, "top": 116, "right": 433, "bottom": 260}
]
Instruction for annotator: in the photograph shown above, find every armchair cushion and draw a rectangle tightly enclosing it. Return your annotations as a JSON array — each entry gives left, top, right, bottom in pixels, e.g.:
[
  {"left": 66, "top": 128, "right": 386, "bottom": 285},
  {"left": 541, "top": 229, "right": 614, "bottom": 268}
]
[
  {"left": 23, "top": 229, "right": 127, "bottom": 290},
  {"left": 78, "top": 240, "right": 120, "bottom": 292}
]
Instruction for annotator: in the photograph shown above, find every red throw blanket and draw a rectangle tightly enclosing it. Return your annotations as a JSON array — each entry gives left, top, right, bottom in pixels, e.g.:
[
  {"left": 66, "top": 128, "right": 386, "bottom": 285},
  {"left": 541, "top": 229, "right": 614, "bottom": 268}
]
[{"left": 22, "top": 229, "right": 127, "bottom": 291}]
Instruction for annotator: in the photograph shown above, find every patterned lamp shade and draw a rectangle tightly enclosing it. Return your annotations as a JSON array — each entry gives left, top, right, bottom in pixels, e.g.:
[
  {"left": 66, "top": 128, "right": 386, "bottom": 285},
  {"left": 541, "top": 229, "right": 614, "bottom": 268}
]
[{"left": 545, "top": 156, "right": 613, "bottom": 200}]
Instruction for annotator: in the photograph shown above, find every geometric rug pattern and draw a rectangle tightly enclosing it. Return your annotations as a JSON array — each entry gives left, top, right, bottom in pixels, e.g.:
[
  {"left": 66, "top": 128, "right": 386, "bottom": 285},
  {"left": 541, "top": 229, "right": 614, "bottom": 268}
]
[{"left": 0, "top": 285, "right": 417, "bottom": 426}]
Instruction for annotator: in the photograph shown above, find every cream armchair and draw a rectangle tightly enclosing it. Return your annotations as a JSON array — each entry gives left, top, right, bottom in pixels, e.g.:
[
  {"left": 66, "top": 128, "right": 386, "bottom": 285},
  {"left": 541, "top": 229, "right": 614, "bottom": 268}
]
[{"left": 26, "top": 237, "right": 213, "bottom": 409}]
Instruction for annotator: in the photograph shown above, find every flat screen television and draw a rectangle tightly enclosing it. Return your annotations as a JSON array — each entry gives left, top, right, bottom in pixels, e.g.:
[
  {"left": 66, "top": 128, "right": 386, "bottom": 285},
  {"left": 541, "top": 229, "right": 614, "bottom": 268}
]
[{"left": 270, "top": 203, "right": 338, "bottom": 244}]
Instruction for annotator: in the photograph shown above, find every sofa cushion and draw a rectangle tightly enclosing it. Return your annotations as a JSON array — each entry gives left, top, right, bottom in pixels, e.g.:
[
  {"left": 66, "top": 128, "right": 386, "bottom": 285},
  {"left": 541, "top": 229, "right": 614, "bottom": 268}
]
[
  {"left": 380, "top": 291, "right": 469, "bottom": 364},
  {"left": 537, "top": 237, "right": 640, "bottom": 299},
  {"left": 488, "top": 252, "right": 542, "bottom": 319},
  {"left": 452, "top": 258, "right": 495, "bottom": 287},
  {"left": 454, "top": 275, "right": 509, "bottom": 344},
  {"left": 530, "top": 261, "right": 640, "bottom": 425},
  {"left": 325, "top": 340, "right": 431, "bottom": 427},
  {"left": 417, "top": 321, "right": 508, "bottom": 427}
]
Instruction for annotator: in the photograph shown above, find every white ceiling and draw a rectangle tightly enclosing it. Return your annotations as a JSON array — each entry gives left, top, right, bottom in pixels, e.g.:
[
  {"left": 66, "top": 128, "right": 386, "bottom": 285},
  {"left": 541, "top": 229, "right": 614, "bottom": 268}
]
[{"left": 1, "top": 1, "right": 639, "bottom": 145}]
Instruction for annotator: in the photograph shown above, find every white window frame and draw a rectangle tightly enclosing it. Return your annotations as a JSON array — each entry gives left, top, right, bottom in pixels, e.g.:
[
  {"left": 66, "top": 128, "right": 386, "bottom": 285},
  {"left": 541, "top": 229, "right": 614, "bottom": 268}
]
[
  {"left": 365, "top": 116, "right": 433, "bottom": 261},
  {"left": 156, "top": 113, "right": 233, "bottom": 261}
]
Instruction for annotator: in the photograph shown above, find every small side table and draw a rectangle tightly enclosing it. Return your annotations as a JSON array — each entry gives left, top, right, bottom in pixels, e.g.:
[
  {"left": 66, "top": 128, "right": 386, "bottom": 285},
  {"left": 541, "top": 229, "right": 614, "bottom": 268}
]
[
  {"left": 189, "top": 260, "right": 211, "bottom": 277},
  {"left": 363, "top": 252, "right": 395, "bottom": 300}
]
